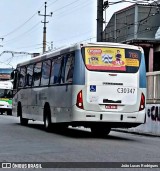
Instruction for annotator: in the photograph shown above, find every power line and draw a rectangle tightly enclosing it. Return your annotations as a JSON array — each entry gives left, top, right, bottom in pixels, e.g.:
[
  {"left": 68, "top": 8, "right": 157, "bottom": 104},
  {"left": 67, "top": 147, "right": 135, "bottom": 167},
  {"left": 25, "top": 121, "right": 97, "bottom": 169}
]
[
  {"left": 13, "top": 43, "right": 44, "bottom": 50},
  {"left": 3, "top": 22, "right": 40, "bottom": 45},
  {"left": 1, "top": 14, "right": 38, "bottom": 38},
  {"left": 0, "top": 51, "right": 34, "bottom": 57},
  {"left": 49, "top": 1, "right": 91, "bottom": 23},
  {"left": 0, "top": 0, "right": 72, "bottom": 40},
  {"left": 1, "top": 5, "right": 43, "bottom": 38},
  {"left": 3, "top": 0, "right": 92, "bottom": 47},
  {"left": 47, "top": 0, "right": 59, "bottom": 6},
  {"left": 51, "top": 0, "right": 82, "bottom": 13},
  {"left": 0, "top": 0, "right": 58, "bottom": 38},
  {"left": 1, "top": 0, "right": 94, "bottom": 53},
  {"left": 108, "top": 0, "right": 156, "bottom": 5}
]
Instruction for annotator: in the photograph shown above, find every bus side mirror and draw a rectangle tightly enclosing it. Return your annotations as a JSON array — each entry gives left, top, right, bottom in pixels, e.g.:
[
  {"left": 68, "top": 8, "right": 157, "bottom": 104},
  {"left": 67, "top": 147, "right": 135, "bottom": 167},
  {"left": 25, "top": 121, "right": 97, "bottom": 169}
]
[
  {"left": 11, "top": 69, "right": 19, "bottom": 89},
  {"left": 11, "top": 69, "right": 18, "bottom": 79}
]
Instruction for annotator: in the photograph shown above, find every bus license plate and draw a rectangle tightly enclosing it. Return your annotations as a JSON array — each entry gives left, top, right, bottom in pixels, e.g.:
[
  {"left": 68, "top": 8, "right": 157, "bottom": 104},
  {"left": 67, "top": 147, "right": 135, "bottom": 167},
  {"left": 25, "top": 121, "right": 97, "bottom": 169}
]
[{"left": 105, "top": 105, "right": 117, "bottom": 109}]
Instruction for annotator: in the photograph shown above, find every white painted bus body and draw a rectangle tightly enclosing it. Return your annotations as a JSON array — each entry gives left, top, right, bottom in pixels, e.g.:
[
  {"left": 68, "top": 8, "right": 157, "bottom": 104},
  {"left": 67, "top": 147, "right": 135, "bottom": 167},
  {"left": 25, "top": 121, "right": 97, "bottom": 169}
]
[
  {"left": 0, "top": 81, "right": 13, "bottom": 115},
  {"left": 12, "top": 42, "right": 146, "bottom": 130}
]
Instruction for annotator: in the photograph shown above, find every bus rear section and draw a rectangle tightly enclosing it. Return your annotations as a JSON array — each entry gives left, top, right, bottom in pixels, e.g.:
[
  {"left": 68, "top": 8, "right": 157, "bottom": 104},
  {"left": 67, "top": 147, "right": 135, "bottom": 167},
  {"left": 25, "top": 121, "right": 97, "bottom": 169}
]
[
  {"left": 72, "top": 45, "right": 146, "bottom": 134},
  {"left": 0, "top": 81, "right": 13, "bottom": 115}
]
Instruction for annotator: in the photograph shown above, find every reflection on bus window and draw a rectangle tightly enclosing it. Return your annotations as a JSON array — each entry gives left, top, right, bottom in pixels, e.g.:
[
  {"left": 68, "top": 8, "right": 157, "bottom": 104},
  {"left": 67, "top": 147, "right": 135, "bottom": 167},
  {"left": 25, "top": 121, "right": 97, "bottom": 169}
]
[
  {"left": 49, "top": 54, "right": 74, "bottom": 85},
  {"left": 33, "top": 62, "right": 42, "bottom": 86},
  {"left": 60, "top": 53, "right": 74, "bottom": 84},
  {"left": 18, "top": 67, "right": 26, "bottom": 87},
  {"left": 65, "top": 54, "right": 74, "bottom": 83},
  {"left": 0, "top": 89, "right": 12, "bottom": 98},
  {"left": 26, "top": 65, "right": 33, "bottom": 86},
  {"left": 61, "top": 56, "right": 66, "bottom": 84},
  {"left": 41, "top": 60, "right": 51, "bottom": 86},
  {"left": 50, "top": 57, "right": 62, "bottom": 84}
]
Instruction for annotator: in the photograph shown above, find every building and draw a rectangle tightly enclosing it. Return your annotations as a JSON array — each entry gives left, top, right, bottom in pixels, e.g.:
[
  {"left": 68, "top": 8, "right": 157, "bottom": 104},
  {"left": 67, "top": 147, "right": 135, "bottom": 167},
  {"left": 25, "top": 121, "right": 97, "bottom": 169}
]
[{"left": 103, "top": 2, "right": 160, "bottom": 72}]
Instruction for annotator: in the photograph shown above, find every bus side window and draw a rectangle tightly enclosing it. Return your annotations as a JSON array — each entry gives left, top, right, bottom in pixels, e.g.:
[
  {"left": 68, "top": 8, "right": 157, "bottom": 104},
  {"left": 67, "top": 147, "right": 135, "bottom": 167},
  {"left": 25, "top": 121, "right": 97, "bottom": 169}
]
[
  {"left": 41, "top": 60, "right": 51, "bottom": 86},
  {"left": 18, "top": 67, "right": 26, "bottom": 88},
  {"left": 50, "top": 60, "right": 55, "bottom": 84},
  {"left": 57, "top": 56, "right": 65, "bottom": 84},
  {"left": 33, "top": 62, "right": 42, "bottom": 87},
  {"left": 26, "top": 64, "right": 33, "bottom": 87},
  {"left": 65, "top": 54, "right": 74, "bottom": 83},
  {"left": 58, "top": 54, "right": 74, "bottom": 84},
  {"left": 50, "top": 60, "right": 55, "bottom": 85},
  {"left": 60, "top": 56, "right": 66, "bottom": 84},
  {"left": 50, "top": 57, "right": 62, "bottom": 84}
]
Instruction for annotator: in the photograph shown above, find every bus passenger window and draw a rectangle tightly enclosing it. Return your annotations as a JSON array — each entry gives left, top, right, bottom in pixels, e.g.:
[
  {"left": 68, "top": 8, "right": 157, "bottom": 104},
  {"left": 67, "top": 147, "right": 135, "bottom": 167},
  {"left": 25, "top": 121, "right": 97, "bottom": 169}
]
[
  {"left": 65, "top": 54, "right": 74, "bottom": 83},
  {"left": 60, "top": 56, "right": 66, "bottom": 84},
  {"left": 50, "top": 60, "right": 55, "bottom": 84},
  {"left": 41, "top": 60, "right": 51, "bottom": 86},
  {"left": 33, "top": 62, "right": 42, "bottom": 86},
  {"left": 18, "top": 67, "right": 26, "bottom": 87},
  {"left": 50, "top": 57, "right": 62, "bottom": 84},
  {"left": 26, "top": 65, "right": 33, "bottom": 86}
]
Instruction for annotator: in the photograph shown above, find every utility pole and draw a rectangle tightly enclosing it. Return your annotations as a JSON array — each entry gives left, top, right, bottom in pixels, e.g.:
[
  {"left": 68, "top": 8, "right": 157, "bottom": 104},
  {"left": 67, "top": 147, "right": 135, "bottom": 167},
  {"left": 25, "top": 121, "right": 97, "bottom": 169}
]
[
  {"left": 97, "top": 0, "right": 104, "bottom": 42},
  {"left": 38, "top": 2, "right": 53, "bottom": 53},
  {"left": 97, "top": 0, "right": 109, "bottom": 42}
]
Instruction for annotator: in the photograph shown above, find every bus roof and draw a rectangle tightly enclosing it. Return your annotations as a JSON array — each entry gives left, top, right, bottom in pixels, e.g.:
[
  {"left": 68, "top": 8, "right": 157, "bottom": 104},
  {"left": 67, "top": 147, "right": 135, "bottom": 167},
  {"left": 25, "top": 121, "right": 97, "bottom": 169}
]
[
  {"left": 17, "top": 42, "right": 142, "bottom": 67},
  {"left": 82, "top": 42, "right": 142, "bottom": 50}
]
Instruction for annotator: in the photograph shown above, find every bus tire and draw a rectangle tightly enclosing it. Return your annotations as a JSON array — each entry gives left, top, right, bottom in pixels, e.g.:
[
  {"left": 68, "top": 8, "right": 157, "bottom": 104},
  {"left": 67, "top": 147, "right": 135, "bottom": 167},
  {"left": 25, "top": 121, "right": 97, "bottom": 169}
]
[
  {"left": 44, "top": 105, "right": 52, "bottom": 132},
  {"left": 91, "top": 127, "right": 111, "bottom": 136},
  {"left": 7, "top": 110, "right": 12, "bottom": 116},
  {"left": 18, "top": 103, "right": 28, "bottom": 126},
  {"left": 20, "top": 116, "right": 28, "bottom": 126}
]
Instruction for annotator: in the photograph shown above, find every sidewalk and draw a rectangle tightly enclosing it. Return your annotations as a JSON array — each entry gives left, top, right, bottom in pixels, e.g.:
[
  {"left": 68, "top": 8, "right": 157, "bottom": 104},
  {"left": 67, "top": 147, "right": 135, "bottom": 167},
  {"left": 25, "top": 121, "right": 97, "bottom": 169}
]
[{"left": 112, "top": 128, "right": 160, "bottom": 137}]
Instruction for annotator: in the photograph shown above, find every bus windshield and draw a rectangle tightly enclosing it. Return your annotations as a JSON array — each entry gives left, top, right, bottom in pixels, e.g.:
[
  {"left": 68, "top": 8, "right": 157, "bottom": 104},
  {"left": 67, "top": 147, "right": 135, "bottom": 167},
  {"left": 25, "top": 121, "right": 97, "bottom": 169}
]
[
  {"left": 82, "top": 47, "right": 141, "bottom": 73},
  {"left": 0, "top": 89, "right": 12, "bottom": 99},
  {"left": 0, "top": 68, "right": 13, "bottom": 74}
]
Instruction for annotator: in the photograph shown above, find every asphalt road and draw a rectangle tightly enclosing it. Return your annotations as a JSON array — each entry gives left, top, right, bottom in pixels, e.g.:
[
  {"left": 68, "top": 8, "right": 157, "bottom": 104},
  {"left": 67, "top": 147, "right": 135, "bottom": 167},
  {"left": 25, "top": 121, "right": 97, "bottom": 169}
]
[{"left": 0, "top": 114, "right": 160, "bottom": 171}]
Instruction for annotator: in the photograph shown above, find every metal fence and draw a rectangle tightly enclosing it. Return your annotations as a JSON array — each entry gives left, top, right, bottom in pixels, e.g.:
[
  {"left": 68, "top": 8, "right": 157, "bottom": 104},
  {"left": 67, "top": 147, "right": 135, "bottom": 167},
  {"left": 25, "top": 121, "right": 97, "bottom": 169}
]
[{"left": 147, "top": 71, "right": 160, "bottom": 103}]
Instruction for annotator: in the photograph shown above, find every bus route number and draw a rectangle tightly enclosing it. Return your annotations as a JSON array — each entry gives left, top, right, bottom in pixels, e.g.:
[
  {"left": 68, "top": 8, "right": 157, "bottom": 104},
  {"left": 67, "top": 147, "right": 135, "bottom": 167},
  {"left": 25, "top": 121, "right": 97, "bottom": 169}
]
[{"left": 117, "top": 88, "right": 135, "bottom": 94}]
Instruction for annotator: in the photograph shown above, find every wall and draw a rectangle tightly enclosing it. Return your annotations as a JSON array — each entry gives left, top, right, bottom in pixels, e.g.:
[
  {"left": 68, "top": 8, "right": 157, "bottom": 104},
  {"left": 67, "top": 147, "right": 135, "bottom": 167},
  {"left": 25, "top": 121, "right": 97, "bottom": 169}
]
[{"left": 130, "top": 104, "right": 160, "bottom": 135}]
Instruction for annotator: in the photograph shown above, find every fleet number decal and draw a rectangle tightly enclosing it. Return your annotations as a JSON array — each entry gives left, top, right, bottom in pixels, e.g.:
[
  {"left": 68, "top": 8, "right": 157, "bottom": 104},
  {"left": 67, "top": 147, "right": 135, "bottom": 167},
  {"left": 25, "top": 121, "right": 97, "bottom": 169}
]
[{"left": 117, "top": 88, "right": 135, "bottom": 94}]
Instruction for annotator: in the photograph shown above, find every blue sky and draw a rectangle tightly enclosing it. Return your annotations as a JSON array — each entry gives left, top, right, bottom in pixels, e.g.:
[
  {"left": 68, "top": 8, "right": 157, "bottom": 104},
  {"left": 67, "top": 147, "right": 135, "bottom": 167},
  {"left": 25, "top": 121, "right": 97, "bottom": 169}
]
[{"left": 0, "top": 0, "right": 135, "bottom": 68}]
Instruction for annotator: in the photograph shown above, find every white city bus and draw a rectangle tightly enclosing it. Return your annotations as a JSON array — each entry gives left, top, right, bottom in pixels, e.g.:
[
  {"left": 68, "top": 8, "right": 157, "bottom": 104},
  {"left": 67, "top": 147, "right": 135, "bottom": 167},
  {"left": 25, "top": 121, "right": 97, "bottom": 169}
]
[
  {"left": 11, "top": 42, "right": 146, "bottom": 135},
  {"left": 0, "top": 81, "right": 13, "bottom": 115}
]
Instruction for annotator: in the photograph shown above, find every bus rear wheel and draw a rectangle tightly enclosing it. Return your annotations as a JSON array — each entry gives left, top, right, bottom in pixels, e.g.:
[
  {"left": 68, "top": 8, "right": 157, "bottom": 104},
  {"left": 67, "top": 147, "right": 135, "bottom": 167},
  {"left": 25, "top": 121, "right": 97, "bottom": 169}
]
[{"left": 91, "top": 127, "right": 111, "bottom": 136}]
